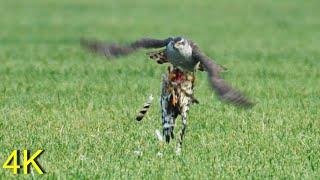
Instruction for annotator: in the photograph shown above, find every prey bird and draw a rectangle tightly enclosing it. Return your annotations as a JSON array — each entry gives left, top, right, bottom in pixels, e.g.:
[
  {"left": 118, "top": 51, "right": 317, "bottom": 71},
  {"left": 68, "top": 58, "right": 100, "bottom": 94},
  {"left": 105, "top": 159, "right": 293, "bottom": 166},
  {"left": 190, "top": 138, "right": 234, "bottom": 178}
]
[{"left": 81, "top": 36, "right": 253, "bottom": 151}]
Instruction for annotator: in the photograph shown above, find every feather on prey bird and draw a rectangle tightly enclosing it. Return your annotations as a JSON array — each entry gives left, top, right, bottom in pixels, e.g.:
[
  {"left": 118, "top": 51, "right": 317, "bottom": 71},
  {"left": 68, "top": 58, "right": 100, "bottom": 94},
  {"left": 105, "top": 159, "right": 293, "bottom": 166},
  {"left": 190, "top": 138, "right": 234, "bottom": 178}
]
[{"left": 80, "top": 36, "right": 253, "bottom": 107}]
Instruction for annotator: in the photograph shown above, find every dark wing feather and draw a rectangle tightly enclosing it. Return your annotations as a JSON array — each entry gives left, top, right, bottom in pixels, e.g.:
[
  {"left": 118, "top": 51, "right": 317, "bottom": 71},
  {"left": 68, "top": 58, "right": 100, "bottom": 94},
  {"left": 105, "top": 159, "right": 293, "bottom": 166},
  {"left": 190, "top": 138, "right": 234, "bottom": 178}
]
[
  {"left": 190, "top": 41, "right": 253, "bottom": 107},
  {"left": 80, "top": 37, "right": 172, "bottom": 58}
]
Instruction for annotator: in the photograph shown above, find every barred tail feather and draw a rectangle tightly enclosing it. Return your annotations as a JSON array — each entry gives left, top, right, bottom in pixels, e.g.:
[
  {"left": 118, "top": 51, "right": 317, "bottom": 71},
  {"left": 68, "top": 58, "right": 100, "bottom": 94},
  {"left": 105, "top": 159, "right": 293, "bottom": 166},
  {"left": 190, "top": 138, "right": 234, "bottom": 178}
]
[{"left": 136, "top": 95, "right": 154, "bottom": 121}]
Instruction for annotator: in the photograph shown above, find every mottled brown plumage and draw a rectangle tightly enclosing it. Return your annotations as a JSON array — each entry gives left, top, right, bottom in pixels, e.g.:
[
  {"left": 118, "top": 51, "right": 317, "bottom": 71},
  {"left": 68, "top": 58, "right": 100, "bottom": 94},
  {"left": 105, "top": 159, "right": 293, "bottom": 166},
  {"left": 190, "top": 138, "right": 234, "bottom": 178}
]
[{"left": 147, "top": 50, "right": 168, "bottom": 64}]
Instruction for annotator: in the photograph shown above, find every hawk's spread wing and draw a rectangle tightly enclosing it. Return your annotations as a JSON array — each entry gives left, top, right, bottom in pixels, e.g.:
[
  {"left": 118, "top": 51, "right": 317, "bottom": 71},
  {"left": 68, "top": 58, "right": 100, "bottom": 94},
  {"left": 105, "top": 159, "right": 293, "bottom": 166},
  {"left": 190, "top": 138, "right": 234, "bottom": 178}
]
[
  {"left": 190, "top": 41, "right": 253, "bottom": 107},
  {"left": 80, "top": 37, "right": 172, "bottom": 58}
]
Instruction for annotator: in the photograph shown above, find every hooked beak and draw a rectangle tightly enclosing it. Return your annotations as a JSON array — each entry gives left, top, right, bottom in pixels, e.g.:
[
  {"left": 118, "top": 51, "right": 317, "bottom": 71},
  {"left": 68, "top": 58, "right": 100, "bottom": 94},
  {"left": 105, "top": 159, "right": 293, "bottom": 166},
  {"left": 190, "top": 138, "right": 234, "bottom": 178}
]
[
  {"left": 174, "top": 41, "right": 181, "bottom": 49},
  {"left": 173, "top": 40, "right": 185, "bottom": 49}
]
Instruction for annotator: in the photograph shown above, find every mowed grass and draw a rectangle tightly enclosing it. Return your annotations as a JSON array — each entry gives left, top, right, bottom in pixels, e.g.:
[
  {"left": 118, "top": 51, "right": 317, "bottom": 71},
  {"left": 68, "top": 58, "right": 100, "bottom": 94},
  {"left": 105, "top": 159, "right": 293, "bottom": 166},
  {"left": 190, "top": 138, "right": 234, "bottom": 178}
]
[{"left": 0, "top": 0, "right": 320, "bottom": 178}]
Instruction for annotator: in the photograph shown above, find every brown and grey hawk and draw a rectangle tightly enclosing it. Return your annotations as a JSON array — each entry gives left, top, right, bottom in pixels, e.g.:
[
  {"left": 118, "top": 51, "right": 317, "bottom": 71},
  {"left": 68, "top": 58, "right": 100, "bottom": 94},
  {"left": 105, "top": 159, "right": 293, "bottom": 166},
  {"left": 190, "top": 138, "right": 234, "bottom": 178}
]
[{"left": 81, "top": 36, "right": 253, "bottom": 151}]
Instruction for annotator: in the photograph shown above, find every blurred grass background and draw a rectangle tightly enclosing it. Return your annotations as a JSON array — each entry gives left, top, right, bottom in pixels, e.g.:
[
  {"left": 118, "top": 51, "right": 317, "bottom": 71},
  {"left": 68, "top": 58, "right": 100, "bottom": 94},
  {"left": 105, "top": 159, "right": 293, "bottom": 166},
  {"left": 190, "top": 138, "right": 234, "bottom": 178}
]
[{"left": 0, "top": 0, "right": 319, "bottom": 178}]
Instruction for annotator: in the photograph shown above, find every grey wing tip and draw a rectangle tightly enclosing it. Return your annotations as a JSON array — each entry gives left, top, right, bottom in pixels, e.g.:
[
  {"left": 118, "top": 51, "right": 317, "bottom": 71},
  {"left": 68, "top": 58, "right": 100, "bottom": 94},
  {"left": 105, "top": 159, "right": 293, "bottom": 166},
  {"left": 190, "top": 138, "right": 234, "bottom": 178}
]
[
  {"left": 220, "top": 90, "right": 255, "bottom": 108},
  {"left": 80, "top": 38, "right": 115, "bottom": 59},
  {"left": 80, "top": 38, "right": 97, "bottom": 51},
  {"left": 234, "top": 98, "right": 255, "bottom": 108}
]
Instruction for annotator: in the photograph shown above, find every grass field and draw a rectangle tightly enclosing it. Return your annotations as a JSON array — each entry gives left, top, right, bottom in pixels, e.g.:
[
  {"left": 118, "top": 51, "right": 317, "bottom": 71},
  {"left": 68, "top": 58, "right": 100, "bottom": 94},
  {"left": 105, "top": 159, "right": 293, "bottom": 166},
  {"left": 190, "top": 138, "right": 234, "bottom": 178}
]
[{"left": 1, "top": 0, "right": 320, "bottom": 178}]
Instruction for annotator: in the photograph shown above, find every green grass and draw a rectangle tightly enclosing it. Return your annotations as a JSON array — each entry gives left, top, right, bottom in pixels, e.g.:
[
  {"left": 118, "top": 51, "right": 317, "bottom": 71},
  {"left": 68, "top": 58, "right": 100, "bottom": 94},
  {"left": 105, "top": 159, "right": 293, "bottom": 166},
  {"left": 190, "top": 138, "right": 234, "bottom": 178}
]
[{"left": 1, "top": 0, "right": 320, "bottom": 178}]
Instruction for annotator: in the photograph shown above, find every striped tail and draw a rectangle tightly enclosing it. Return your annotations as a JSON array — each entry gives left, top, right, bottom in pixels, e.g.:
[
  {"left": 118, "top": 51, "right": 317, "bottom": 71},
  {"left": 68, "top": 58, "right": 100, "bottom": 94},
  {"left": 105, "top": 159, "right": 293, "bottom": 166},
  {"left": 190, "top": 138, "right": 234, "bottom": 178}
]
[{"left": 136, "top": 95, "right": 154, "bottom": 121}]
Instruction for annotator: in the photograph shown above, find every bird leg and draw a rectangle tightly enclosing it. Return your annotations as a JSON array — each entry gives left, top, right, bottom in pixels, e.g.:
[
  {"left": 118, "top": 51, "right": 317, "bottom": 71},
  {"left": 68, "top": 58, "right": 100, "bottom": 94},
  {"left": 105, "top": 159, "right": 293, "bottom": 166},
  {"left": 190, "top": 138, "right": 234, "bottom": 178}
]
[
  {"left": 175, "top": 74, "right": 194, "bottom": 154},
  {"left": 176, "top": 109, "right": 188, "bottom": 154}
]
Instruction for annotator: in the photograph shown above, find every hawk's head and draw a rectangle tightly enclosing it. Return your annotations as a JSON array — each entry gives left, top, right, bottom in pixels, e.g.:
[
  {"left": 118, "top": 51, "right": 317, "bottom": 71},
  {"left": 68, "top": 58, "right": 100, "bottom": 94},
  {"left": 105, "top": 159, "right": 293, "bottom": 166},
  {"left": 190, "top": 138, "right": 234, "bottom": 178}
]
[
  {"left": 168, "top": 36, "right": 192, "bottom": 57},
  {"left": 173, "top": 36, "right": 188, "bottom": 49}
]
